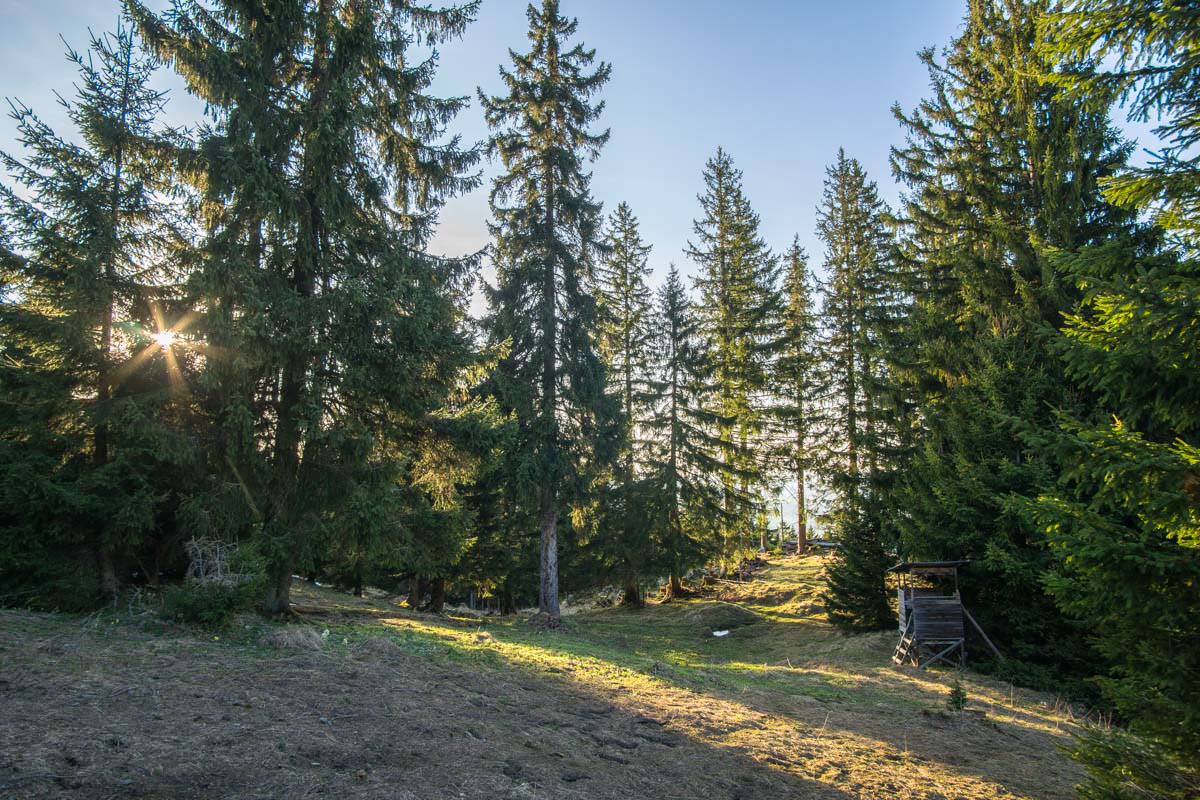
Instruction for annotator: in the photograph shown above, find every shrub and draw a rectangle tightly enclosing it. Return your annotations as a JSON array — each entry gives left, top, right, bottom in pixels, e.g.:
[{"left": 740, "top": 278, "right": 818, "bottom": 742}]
[
  {"left": 160, "top": 579, "right": 260, "bottom": 628},
  {"left": 946, "top": 675, "right": 968, "bottom": 713},
  {"left": 1071, "top": 727, "right": 1200, "bottom": 800},
  {"left": 161, "top": 539, "right": 266, "bottom": 627}
]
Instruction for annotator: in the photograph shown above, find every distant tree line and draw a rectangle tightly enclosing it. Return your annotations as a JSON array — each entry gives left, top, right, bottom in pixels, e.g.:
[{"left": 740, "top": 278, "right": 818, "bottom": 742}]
[{"left": 0, "top": 1, "right": 1195, "bottom": 794}]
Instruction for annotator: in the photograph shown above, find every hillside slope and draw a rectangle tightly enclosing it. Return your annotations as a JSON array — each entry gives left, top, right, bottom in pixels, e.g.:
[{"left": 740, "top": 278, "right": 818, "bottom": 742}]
[{"left": 0, "top": 555, "right": 1085, "bottom": 799}]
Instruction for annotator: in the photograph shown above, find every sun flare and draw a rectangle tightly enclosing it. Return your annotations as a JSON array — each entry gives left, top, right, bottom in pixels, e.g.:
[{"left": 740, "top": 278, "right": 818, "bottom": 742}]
[{"left": 153, "top": 330, "right": 176, "bottom": 350}]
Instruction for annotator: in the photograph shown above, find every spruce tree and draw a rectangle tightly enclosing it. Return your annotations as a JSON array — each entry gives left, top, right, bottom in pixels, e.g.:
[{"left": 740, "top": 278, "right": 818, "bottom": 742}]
[
  {"left": 1033, "top": 3, "right": 1200, "bottom": 791},
  {"left": 479, "top": 0, "right": 618, "bottom": 619},
  {"left": 890, "top": 0, "right": 1133, "bottom": 672},
  {"left": 595, "top": 201, "right": 655, "bottom": 478},
  {"left": 644, "top": 265, "right": 726, "bottom": 599},
  {"left": 0, "top": 25, "right": 190, "bottom": 604},
  {"left": 590, "top": 201, "right": 655, "bottom": 605},
  {"left": 772, "top": 237, "right": 820, "bottom": 550},
  {"left": 686, "top": 148, "right": 779, "bottom": 568},
  {"left": 813, "top": 149, "right": 900, "bottom": 630},
  {"left": 128, "top": 0, "right": 482, "bottom": 613}
]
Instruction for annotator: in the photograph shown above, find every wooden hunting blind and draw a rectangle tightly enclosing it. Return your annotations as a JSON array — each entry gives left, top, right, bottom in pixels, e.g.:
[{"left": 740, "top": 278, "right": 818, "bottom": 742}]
[{"left": 888, "top": 560, "right": 1001, "bottom": 669}]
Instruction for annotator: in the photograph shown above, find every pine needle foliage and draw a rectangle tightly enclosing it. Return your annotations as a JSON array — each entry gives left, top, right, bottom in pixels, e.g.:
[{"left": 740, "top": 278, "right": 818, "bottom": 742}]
[
  {"left": 0, "top": 24, "right": 191, "bottom": 606},
  {"left": 772, "top": 238, "right": 820, "bottom": 549},
  {"left": 126, "top": 0, "right": 484, "bottom": 613},
  {"left": 686, "top": 148, "right": 779, "bottom": 568},
  {"left": 594, "top": 201, "right": 655, "bottom": 479},
  {"left": 478, "top": 0, "right": 619, "bottom": 618},
  {"left": 590, "top": 201, "right": 656, "bottom": 605},
  {"left": 643, "top": 265, "right": 728, "bottom": 599},
  {"left": 812, "top": 149, "right": 897, "bottom": 504},
  {"left": 888, "top": 0, "right": 1134, "bottom": 676},
  {"left": 813, "top": 150, "right": 903, "bottom": 630},
  {"left": 1033, "top": 1, "right": 1200, "bottom": 790}
]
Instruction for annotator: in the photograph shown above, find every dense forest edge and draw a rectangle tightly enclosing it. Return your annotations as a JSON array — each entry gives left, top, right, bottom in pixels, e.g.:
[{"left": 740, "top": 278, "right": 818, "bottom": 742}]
[{"left": 0, "top": 0, "right": 1197, "bottom": 797}]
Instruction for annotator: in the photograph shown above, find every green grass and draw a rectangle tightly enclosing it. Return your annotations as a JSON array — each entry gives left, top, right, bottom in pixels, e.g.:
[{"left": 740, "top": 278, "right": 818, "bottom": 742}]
[
  {"left": 2, "top": 553, "right": 1089, "bottom": 799},
  {"left": 287, "top": 556, "right": 942, "bottom": 712}
]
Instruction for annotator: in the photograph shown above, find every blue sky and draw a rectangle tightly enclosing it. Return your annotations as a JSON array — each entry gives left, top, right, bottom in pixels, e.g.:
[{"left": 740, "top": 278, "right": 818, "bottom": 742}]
[
  {"left": 3, "top": 0, "right": 968, "bottom": 289},
  {"left": 430, "top": 0, "right": 971, "bottom": 288},
  {"left": 0, "top": 0, "right": 1161, "bottom": 287}
]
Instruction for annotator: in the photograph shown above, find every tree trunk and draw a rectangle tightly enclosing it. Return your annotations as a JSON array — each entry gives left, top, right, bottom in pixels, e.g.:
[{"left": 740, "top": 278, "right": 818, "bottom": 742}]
[
  {"left": 263, "top": 0, "right": 334, "bottom": 619},
  {"left": 92, "top": 48, "right": 133, "bottom": 605},
  {"left": 621, "top": 579, "right": 642, "bottom": 608},
  {"left": 847, "top": 338, "right": 858, "bottom": 485},
  {"left": 797, "top": 468, "right": 808, "bottom": 552},
  {"left": 865, "top": 370, "right": 877, "bottom": 487},
  {"left": 428, "top": 578, "right": 446, "bottom": 614},
  {"left": 537, "top": 74, "right": 561, "bottom": 620},
  {"left": 98, "top": 548, "right": 118, "bottom": 604},
  {"left": 501, "top": 589, "right": 517, "bottom": 616},
  {"left": 264, "top": 351, "right": 305, "bottom": 614},
  {"left": 407, "top": 577, "right": 425, "bottom": 609},
  {"left": 262, "top": 562, "right": 294, "bottom": 615},
  {"left": 665, "top": 574, "right": 685, "bottom": 601},
  {"left": 538, "top": 493, "right": 560, "bottom": 617}
]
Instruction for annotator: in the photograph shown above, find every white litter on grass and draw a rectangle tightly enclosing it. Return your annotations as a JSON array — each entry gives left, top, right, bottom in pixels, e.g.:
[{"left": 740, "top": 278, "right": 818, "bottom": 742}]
[{"left": 712, "top": 630, "right": 730, "bottom": 637}]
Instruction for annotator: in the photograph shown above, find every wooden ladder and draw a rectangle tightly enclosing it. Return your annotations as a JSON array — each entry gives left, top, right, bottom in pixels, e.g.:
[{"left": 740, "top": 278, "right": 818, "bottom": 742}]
[{"left": 892, "top": 617, "right": 916, "bottom": 665}]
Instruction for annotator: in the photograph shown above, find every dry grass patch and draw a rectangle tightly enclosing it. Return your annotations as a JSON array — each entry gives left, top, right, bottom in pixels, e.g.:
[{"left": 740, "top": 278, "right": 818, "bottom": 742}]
[{"left": 0, "top": 555, "right": 1084, "bottom": 799}]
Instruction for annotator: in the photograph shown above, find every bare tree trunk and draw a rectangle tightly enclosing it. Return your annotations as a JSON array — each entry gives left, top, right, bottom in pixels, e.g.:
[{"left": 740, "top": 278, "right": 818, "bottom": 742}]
[
  {"left": 263, "top": 562, "right": 294, "bottom": 615},
  {"left": 538, "top": 494, "right": 560, "bottom": 617},
  {"left": 98, "top": 549, "right": 118, "bottom": 603},
  {"left": 428, "top": 578, "right": 446, "bottom": 614},
  {"left": 407, "top": 577, "right": 425, "bottom": 609},
  {"left": 797, "top": 468, "right": 808, "bottom": 552},
  {"left": 665, "top": 574, "right": 685, "bottom": 601},
  {"left": 620, "top": 579, "right": 642, "bottom": 608},
  {"left": 501, "top": 589, "right": 517, "bottom": 616},
  {"left": 263, "top": 348, "right": 305, "bottom": 616}
]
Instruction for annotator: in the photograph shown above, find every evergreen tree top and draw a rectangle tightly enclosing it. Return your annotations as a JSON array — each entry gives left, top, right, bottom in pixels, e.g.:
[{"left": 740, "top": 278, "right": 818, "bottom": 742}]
[
  {"left": 481, "top": 0, "right": 610, "bottom": 210},
  {"left": 686, "top": 147, "right": 778, "bottom": 343},
  {"left": 1041, "top": 0, "right": 1200, "bottom": 242},
  {"left": 126, "top": 0, "right": 481, "bottom": 242}
]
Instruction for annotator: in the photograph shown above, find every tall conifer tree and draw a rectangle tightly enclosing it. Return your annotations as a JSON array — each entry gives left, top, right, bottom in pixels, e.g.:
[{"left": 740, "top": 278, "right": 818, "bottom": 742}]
[
  {"left": 644, "top": 265, "right": 726, "bottom": 599},
  {"left": 813, "top": 149, "right": 899, "bottom": 630},
  {"left": 686, "top": 148, "right": 779, "bottom": 566},
  {"left": 1033, "top": 3, "right": 1200, "bottom": 791},
  {"left": 0, "top": 25, "right": 189, "bottom": 604},
  {"left": 890, "top": 0, "right": 1132, "bottom": 669},
  {"left": 594, "top": 201, "right": 654, "bottom": 478},
  {"left": 479, "top": 0, "right": 617, "bottom": 619},
  {"left": 591, "top": 201, "right": 655, "bottom": 605},
  {"left": 128, "top": 0, "right": 483, "bottom": 613},
  {"left": 772, "top": 237, "right": 820, "bottom": 550}
]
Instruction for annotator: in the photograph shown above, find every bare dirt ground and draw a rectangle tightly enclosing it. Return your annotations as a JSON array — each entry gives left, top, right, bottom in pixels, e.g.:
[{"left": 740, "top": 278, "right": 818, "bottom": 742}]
[{"left": 0, "top": 556, "right": 1087, "bottom": 799}]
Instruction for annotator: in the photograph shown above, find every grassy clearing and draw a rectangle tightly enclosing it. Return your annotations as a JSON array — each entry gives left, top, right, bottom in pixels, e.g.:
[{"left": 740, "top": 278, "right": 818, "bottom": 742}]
[{"left": 1, "top": 554, "right": 1084, "bottom": 799}]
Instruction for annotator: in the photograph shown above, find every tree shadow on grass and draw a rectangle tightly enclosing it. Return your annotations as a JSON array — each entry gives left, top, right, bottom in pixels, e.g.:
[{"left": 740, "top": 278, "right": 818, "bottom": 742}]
[
  {"left": 368, "top": 607, "right": 1083, "bottom": 799},
  {"left": 0, "top": 608, "right": 857, "bottom": 800},
  {"left": 260, "top": 574, "right": 1082, "bottom": 798}
]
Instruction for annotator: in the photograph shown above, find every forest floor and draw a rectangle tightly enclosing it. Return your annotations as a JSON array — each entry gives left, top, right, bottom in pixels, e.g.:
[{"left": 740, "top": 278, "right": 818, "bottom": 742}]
[{"left": 0, "top": 554, "right": 1088, "bottom": 799}]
